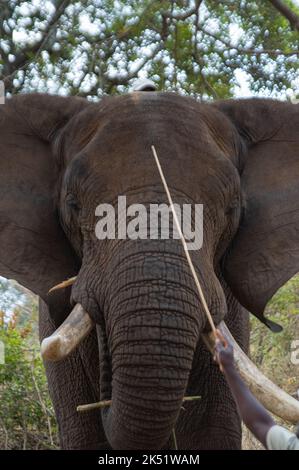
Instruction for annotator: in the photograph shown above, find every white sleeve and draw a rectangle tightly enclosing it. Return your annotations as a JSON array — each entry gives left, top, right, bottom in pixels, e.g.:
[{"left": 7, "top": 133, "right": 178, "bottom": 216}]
[{"left": 266, "top": 425, "right": 299, "bottom": 450}]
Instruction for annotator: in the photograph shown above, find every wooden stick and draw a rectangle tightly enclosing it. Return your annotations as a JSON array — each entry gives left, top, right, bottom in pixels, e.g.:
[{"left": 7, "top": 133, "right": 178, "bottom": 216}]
[
  {"left": 151, "top": 145, "right": 217, "bottom": 335},
  {"left": 172, "top": 429, "right": 178, "bottom": 450},
  {"left": 77, "top": 399, "right": 112, "bottom": 412},
  {"left": 77, "top": 396, "right": 201, "bottom": 413},
  {"left": 182, "top": 395, "right": 201, "bottom": 402}
]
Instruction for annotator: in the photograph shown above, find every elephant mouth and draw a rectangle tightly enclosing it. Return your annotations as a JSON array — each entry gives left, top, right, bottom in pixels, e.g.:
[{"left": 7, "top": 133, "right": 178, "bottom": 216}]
[{"left": 41, "top": 302, "right": 299, "bottom": 426}]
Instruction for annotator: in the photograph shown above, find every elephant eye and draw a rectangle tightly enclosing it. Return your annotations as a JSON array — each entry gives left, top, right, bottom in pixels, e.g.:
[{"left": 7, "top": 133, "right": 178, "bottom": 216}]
[
  {"left": 225, "top": 197, "right": 240, "bottom": 216},
  {"left": 65, "top": 193, "right": 81, "bottom": 213}
]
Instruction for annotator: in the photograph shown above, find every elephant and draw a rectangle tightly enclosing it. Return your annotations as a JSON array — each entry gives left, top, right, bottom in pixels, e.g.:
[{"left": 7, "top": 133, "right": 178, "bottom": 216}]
[{"left": 0, "top": 91, "right": 299, "bottom": 450}]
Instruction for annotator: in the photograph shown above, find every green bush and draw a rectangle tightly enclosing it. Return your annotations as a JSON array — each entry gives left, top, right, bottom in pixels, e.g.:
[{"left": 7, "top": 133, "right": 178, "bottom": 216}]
[{"left": 0, "top": 287, "right": 58, "bottom": 450}]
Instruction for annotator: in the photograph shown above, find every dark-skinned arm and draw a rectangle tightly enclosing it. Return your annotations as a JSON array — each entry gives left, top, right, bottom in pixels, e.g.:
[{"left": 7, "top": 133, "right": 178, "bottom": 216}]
[{"left": 214, "top": 331, "right": 275, "bottom": 448}]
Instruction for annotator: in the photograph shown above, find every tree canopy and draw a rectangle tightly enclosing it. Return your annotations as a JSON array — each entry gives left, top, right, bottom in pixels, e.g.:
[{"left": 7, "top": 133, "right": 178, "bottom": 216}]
[{"left": 1, "top": 0, "right": 299, "bottom": 99}]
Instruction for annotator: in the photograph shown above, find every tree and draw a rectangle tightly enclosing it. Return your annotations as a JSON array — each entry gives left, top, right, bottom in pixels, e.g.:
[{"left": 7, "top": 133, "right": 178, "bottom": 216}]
[
  {"left": 0, "top": 279, "right": 58, "bottom": 449},
  {"left": 1, "top": 0, "right": 299, "bottom": 99}
]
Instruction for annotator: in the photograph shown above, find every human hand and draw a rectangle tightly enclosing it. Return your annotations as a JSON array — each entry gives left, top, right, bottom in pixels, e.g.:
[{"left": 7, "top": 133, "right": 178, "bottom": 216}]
[{"left": 214, "top": 329, "right": 234, "bottom": 373}]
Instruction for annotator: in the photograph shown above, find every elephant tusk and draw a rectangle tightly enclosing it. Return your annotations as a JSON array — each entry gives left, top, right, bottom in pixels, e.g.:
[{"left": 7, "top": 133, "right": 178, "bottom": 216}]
[
  {"left": 202, "top": 321, "right": 299, "bottom": 425},
  {"left": 48, "top": 276, "right": 77, "bottom": 293},
  {"left": 41, "top": 304, "right": 94, "bottom": 361}
]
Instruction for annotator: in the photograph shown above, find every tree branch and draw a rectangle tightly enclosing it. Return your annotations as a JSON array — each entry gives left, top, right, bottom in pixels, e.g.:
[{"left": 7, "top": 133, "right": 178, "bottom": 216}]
[
  {"left": 0, "top": 417, "right": 9, "bottom": 450},
  {"left": 199, "top": 26, "right": 299, "bottom": 56},
  {"left": 268, "top": 0, "right": 299, "bottom": 31},
  {"left": 77, "top": 40, "right": 163, "bottom": 97},
  {"left": 164, "top": 0, "right": 203, "bottom": 21},
  {"left": 31, "top": 364, "right": 54, "bottom": 446},
  {"left": 2, "top": 0, "right": 71, "bottom": 88}
]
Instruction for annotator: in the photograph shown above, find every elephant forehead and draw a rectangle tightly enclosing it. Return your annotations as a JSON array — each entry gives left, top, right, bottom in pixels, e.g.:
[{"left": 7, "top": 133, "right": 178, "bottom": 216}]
[
  {"left": 61, "top": 93, "right": 240, "bottom": 200},
  {"left": 101, "top": 93, "right": 233, "bottom": 148},
  {"left": 63, "top": 92, "right": 237, "bottom": 158}
]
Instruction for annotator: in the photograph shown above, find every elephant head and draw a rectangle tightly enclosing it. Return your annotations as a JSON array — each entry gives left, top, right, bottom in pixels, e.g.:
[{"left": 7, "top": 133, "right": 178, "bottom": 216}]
[{"left": 0, "top": 92, "right": 298, "bottom": 449}]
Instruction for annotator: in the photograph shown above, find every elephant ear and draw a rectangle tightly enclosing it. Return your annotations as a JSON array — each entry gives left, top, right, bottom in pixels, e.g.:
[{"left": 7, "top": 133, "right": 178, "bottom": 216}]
[
  {"left": 0, "top": 94, "right": 90, "bottom": 319},
  {"left": 217, "top": 99, "right": 299, "bottom": 331}
]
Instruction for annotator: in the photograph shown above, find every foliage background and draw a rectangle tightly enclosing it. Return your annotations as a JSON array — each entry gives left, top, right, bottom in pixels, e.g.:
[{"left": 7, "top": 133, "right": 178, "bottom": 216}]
[
  {"left": 0, "top": 0, "right": 299, "bottom": 450},
  {"left": 1, "top": 0, "right": 299, "bottom": 99},
  {"left": 0, "top": 281, "right": 58, "bottom": 449}
]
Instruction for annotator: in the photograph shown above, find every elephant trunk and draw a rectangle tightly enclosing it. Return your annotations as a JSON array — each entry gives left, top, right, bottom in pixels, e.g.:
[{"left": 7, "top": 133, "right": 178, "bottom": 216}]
[
  {"left": 99, "top": 245, "right": 206, "bottom": 449},
  {"left": 101, "top": 307, "right": 201, "bottom": 449}
]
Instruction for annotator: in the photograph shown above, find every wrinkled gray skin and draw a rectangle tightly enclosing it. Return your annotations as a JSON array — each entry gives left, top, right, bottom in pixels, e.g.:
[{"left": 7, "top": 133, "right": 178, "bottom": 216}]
[{"left": 0, "top": 92, "right": 298, "bottom": 449}]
